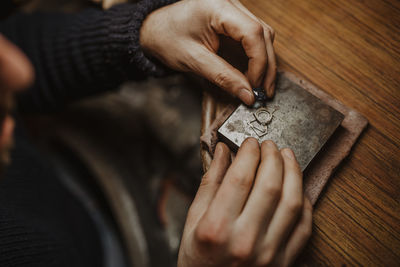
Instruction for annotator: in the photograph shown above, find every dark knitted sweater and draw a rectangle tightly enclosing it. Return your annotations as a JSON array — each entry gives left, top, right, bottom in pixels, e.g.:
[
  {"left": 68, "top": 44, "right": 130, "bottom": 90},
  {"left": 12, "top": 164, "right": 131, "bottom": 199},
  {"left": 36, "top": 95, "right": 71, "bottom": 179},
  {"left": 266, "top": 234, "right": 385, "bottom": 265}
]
[
  {"left": 0, "top": 0, "right": 176, "bottom": 266},
  {"left": 1, "top": 0, "right": 175, "bottom": 112}
]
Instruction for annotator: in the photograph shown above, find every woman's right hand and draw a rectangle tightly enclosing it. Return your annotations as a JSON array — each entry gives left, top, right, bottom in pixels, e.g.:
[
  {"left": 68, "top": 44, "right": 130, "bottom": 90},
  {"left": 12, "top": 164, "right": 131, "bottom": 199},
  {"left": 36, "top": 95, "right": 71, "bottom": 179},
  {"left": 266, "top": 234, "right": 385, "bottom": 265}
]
[{"left": 178, "top": 139, "right": 312, "bottom": 267}]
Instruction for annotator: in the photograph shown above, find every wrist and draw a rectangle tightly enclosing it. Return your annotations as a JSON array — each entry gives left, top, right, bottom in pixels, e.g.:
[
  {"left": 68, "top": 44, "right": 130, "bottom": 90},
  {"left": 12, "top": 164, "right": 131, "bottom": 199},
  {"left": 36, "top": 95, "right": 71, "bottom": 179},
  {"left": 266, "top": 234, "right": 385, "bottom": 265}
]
[{"left": 105, "top": 0, "right": 178, "bottom": 77}]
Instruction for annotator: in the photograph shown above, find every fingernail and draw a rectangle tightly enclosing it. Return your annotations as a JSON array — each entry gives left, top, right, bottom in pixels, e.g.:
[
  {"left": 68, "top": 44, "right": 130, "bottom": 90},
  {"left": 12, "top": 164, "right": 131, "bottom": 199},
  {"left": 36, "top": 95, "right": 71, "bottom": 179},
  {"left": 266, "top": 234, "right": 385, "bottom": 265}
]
[
  {"left": 283, "top": 148, "right": 295, "bottom": 160},
  {"left": 238, "top": 89, "right": 254, "bottom": 105},
  {"left": 263, "top": 140, "right": 275, "bottom": 148},
  {"left": 244, "top": 137, "right": 258, "bottom": 145}
]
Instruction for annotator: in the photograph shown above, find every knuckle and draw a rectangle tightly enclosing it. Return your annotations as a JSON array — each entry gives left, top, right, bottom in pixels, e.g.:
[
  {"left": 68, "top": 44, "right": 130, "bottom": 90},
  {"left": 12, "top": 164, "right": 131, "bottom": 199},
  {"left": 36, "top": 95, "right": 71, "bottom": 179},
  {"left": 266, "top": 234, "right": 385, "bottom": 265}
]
[
  {"left": 216, "top": 142, "right": 229, "bottom": 155},
  {"left": 200, "top": 170, "right": 222, "bottom": 187},
  {"left": 196, "top": 230, "right": 225, "bottom": 246},
  {"left": 264, "top": 27, "right": 275, "bottom": 41},
  {"left": 263, "top": 28, "right": 272, "bottom": 40},
  {"left": 270, "top": 28, "right": 276, "bottom": 40},
  {"left": 230, "top": 174, "right": 253, "bottom": 191},
  {"left": 263, "top": 146, "right": 282, "bottom": 164},
  {"left": 230, "top": 228, "right": 256, "bottom": 261},
  {"left": 230, "top": 243, "right": 253, "bottom": 262},
  {"left": 283, "top": 198, "right": 303, "bottom": 215},
  {"left": 179, "top": 48, "right": 199, "bottom": 69},
  {"left": 195, "top": 217, "right": 229, "bottom": 246},
  {"left": 214, "top": 71, "right": 232, "bottom": 89},
  {"left": 262, "top": 183, "right": 282, "bottom": 199},
  {"left": 250, "top": 23, "right": 264, "bottom": 36},
  {"left": 270, "top": 150, "right": 282, "bottom": 163},
  {"left": 257, "top": 246, "right": 277, "bottom": 266}
]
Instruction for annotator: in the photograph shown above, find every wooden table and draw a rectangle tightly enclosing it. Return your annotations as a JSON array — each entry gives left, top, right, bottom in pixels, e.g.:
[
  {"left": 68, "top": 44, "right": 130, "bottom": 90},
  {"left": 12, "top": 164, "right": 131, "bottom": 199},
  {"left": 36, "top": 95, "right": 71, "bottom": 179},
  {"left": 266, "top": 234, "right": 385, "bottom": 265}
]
[{"left": 240, "top": 0, "right": 400, "bottom": 265}]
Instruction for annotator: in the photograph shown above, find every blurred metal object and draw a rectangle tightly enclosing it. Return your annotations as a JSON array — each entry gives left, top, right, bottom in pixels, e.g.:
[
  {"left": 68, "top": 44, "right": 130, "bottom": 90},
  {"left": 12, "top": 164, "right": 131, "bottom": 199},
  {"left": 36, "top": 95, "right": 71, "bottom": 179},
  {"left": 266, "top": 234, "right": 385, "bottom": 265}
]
[{"left": 218, "top": 74, "right": 344, "bottom": 171}]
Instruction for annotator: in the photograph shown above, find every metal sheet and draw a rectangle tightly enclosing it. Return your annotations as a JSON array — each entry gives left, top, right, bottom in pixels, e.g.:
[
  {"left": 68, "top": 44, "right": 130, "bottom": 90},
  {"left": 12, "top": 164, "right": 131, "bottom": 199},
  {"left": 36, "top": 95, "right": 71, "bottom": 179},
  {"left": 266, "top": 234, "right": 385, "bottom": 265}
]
[{"left": 218, "top": 74, "right": 344, "bottom": 171}]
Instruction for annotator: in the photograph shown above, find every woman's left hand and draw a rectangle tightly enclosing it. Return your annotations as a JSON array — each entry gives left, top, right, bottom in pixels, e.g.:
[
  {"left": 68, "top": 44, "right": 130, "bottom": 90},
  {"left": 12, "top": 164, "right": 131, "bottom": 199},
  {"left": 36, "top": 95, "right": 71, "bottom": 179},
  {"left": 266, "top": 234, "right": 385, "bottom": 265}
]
[{"left": 140, "top": 0, "right": 277, "bottom": 105}]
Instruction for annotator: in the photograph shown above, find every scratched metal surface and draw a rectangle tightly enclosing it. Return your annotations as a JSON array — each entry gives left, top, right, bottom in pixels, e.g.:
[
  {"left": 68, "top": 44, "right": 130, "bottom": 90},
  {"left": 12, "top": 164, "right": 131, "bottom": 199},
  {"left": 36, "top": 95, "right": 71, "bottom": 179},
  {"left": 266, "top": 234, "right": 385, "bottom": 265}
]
[{"left": 218, "top": 74, "right": 344, "bottom": 171}]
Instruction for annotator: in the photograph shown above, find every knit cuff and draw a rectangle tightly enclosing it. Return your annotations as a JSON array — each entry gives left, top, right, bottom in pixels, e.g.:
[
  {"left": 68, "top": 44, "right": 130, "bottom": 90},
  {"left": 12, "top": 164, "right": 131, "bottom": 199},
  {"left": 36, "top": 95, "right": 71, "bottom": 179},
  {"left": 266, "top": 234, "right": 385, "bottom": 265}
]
[{"left": 105, "top": 0, "right": 178, "bottom": 78}]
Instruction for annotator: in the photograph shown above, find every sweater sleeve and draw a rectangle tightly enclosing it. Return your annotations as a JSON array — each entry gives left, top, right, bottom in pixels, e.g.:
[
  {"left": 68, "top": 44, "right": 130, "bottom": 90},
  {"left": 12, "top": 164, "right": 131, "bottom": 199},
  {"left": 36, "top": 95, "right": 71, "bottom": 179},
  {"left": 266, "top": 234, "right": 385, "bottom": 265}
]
[{"left": 0, "top": 0, "right": 177, "bottom": 113}]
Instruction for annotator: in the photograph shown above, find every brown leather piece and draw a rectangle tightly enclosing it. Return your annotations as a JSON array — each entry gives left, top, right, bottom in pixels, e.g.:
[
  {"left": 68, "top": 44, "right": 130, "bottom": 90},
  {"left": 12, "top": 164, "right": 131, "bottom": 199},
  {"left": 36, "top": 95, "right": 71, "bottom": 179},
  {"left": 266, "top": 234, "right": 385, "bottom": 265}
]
[{"left": 200, "top": 71, "right": 368, "bottom": 205}]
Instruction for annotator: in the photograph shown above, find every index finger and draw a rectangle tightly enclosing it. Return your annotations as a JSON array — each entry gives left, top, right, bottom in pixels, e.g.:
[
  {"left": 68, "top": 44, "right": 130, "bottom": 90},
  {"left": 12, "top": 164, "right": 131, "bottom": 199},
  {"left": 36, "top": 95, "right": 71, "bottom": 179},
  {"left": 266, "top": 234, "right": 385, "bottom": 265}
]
[
  {"left": 212, "top": 2, "right": 268, "bottom": 88},
  {"left": 228, "top": 0, "right": 277, "bottom": 97},
  {"left": 187, "top": 142, "right": 231, "bottom": 227},
  {"left": 206, "top": 138, "right": 260, "bottom": 221}
]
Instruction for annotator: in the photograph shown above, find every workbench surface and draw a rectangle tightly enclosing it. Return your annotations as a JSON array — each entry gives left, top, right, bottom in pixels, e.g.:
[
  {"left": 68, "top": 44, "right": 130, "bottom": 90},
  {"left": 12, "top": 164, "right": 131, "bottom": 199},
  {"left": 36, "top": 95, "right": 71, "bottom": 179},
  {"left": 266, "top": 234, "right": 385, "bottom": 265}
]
[{"left": 241, "top": 0, "right": 400, "bottom": 265}]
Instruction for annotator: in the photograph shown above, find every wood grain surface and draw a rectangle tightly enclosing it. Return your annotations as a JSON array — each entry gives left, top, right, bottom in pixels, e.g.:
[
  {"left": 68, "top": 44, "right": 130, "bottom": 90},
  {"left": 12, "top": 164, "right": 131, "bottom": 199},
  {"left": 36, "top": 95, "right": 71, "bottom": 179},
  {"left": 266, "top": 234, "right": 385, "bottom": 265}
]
[{"left": 239, "top": 0, "right": 400, "bottom": 265}]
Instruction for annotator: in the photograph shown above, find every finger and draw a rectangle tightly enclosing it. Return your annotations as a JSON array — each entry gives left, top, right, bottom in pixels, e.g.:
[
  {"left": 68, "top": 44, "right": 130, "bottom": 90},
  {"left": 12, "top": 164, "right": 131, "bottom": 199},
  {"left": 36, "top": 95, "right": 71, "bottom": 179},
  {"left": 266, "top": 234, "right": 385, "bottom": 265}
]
[
  {"left": 216, "top": 2, "right": 276, "bottom": 97},
  {"left": 257, "top": 148, "right": 303, "bottom": 265},
  {"left": 191, "top": 45, "right": 254, "bottom": 105},
  {"left": 187, "top": 142, "right": 231, "bottom": 226},
  {"left": 0, "top": 34, "right": 34, "bottom": 91},
  {"left": 195, "top": 138, "right": 259, "bottom": 245},
  {"left": 212, "top": 3, "right": 268, "bottom": 88},
  {"left": 207, "top": 138, "right": 260, "bottom": 221},
  {"left": 262, "top": 32, "right": 277, "bottom": 98},
  {"left": 261, "top": 21, "right": 276, "bottom": 44},
  {"left": 234, "top": 140, "right": 283, "bottom": 246},
  {"left": 0, "top": 116, "right": 15, "bottom": 149},
  {"left": 230, "top": 0, "right": 275, "bottom": 43},
  {"left": 282, "top": 197, "right": 313, "bottom": 267}
]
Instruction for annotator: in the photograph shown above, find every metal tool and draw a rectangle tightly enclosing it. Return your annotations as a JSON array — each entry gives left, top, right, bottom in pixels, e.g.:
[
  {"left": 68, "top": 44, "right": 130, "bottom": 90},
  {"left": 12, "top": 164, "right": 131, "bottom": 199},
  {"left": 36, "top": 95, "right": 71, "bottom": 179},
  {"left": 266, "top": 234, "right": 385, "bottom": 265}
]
[{"left": 218, "top": 74, "right": 344, "bottom": 171}]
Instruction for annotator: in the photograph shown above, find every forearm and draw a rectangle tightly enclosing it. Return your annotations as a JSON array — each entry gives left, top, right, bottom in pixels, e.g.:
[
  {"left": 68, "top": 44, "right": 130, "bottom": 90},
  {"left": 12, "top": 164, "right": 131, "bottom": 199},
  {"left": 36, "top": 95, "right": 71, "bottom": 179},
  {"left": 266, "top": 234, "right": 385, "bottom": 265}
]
[{"left": 0, "top": 0, "right": 175, "bottom": 112}]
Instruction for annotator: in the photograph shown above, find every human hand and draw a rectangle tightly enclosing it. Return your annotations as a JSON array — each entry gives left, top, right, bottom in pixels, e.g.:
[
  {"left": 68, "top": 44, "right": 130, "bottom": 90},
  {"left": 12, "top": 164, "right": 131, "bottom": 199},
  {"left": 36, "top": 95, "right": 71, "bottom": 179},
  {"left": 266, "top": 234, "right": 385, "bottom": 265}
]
[
  {"left": 140, "top": 0, "right": 277, "bottom": 105},
  {"left": 178, "top": 139, "right": 312, "bottom": 267},
  {"left": 0, "top": 35, "right": 33, "bottom": 173}
]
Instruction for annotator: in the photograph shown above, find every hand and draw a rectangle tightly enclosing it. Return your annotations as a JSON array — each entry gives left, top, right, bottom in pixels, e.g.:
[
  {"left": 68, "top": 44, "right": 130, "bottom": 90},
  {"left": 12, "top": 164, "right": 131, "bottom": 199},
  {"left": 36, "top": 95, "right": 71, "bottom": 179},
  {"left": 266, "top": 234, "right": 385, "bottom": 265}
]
[
  {"left": 140, "top": 0, "right": 277, "bottom": 105},
  {"left": 0, "top": 35, "right": 33, "bottom": 173},
  {"left": 178, "top": 139, "right": 312, "bottom": 267}
]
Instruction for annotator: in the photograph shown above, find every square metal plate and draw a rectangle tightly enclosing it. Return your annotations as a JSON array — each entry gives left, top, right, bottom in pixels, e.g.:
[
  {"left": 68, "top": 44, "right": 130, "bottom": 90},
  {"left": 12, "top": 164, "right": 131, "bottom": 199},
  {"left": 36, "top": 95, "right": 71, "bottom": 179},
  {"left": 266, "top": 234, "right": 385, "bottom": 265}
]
[{"left": 218, "top": 74, "right": 344, "bottom": 171}]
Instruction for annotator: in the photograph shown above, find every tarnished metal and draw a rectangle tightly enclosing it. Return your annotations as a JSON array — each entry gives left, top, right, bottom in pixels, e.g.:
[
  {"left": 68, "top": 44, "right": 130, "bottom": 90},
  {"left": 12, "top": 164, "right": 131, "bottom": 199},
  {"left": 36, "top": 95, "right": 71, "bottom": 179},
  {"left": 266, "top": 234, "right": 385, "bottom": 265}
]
[{"left": 218, "top": 74, "right": 344, "bottom": 171}]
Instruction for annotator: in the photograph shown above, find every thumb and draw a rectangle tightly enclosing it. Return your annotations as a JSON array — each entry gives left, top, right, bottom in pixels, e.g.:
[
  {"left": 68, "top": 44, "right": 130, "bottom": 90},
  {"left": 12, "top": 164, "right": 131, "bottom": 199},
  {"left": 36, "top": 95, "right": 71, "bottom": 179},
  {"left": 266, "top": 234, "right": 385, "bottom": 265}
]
[{"left": 191, "top": 46, "right": 254, "bottom": 105}]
